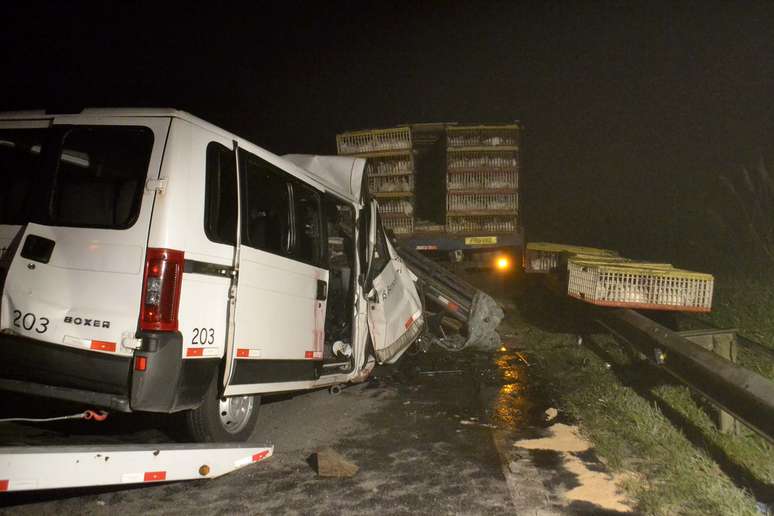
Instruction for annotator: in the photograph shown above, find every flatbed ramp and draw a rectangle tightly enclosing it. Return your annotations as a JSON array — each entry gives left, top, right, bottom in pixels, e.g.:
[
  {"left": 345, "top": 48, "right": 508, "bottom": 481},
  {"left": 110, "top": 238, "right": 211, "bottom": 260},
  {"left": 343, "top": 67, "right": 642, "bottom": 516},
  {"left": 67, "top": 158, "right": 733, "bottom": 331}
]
[{"left": 0, "top": 443, "right": 273, "bottom": 492}]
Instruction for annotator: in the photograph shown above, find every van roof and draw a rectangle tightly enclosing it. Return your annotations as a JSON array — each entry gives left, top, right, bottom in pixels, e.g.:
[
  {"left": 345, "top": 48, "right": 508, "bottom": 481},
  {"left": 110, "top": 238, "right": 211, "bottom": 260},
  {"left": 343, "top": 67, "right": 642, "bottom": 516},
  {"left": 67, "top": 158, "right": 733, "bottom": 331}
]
[
  {"left": 283, "top": 155, "right": 365, "bottom": 206},
  {"left": 0, "top": 108, "right": 362, "bottom": 205},
  {"left": 0, "top": 108, "right": 229, "bottom": 135},
  {"left": 0, "top": 107, "right": 190, "bottom": 119}
]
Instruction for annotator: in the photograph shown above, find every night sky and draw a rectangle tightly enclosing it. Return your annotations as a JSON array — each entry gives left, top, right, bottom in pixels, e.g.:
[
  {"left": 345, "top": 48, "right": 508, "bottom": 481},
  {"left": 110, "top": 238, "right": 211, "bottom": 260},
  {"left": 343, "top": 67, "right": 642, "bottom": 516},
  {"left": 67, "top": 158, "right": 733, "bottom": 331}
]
[{"left": 3, "top": 1, "right": 773, "bottom": 262}]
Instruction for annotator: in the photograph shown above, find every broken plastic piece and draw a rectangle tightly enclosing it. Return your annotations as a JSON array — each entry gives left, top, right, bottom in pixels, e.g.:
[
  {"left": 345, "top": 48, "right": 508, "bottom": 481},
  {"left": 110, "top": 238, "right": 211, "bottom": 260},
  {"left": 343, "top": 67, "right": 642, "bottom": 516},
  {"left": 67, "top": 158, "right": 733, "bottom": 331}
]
[
  {"left": 332, "top": 340, "right": 352, "bottom": 358},
  {"left": 315, "top": 448, "right": 359, "bottom": 477}
]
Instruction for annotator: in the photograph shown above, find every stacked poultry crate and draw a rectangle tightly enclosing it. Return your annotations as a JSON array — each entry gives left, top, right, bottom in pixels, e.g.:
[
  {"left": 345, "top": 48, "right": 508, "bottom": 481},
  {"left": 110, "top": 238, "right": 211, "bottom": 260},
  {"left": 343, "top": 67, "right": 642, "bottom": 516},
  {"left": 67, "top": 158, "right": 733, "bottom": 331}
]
[
  {"left": 445, "top": 124, "right": 520, "bottom": 234},
  {"left": 524, "top": 242, "right": 620, "bottom": 273},
  {"left": 566, "top": 259, "right": 714, "bottom": 312},
  {"left": 524, "top": 241, "right": 714, "bottom": 312},
  {"left": 336, "top": 127, "right": 415, "bottom": 235}
]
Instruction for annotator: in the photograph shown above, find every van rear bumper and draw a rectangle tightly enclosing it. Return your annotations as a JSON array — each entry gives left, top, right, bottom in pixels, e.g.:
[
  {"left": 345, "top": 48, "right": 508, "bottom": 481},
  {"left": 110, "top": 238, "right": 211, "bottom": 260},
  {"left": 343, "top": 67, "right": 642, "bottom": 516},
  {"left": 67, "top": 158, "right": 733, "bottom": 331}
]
[
  {"left": 0, "top": 333, "right": 132, "bottom": 405},
  {"left": 0, "top": 332, "right": 219, "bottom": 414},
  {"left": 0, "top": 377, "right": 131, "bottom": 412}
]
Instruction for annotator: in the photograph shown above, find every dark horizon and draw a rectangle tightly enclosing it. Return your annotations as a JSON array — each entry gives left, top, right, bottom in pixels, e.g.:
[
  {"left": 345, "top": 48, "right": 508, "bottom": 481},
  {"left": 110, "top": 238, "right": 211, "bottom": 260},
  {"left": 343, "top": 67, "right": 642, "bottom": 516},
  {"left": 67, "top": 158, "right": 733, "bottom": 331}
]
[{"left": 3, "top": 1, "right": 773, "bottom": 260}]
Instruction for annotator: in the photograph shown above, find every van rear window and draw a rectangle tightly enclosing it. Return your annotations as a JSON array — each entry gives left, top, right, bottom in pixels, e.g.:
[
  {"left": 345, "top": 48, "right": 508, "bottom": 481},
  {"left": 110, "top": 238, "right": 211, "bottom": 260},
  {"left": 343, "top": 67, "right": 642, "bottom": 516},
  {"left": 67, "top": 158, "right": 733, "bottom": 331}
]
[
  {"left": 0, "top": 126, "right": 154, "bottom": 229},
  {"left": 0, "top": 129, "right": 46, "bottom": 225},
  {"left": 52, "top": 127, "right": 154, "bottom": 228}
]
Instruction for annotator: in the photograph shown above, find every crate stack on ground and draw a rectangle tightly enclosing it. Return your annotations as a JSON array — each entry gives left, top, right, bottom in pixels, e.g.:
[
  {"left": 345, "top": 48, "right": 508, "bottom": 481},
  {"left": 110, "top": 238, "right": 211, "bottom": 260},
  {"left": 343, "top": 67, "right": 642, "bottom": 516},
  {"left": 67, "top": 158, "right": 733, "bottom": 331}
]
[
  {"left": 445, "top": 125, "right": 520, "bottom": 235},
  {"left": 524, "top": 242, "right": 620, "bottom": 273},
  {"left": 524, "top": 241, "right": 714, "bottom": 312},
  {"left": 567, "top": 259, "right": 714, "bottom": 312},
  {"left": 336, "top": 127, "right": 415, "bottom": 235}
]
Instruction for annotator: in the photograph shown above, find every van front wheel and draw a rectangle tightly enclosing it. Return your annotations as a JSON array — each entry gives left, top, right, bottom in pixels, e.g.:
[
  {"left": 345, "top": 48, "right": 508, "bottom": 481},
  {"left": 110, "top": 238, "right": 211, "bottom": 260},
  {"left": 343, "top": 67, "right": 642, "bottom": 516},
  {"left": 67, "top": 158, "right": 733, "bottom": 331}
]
[{"left": 184, "top": 380, "right": 260, "bottom": 442}]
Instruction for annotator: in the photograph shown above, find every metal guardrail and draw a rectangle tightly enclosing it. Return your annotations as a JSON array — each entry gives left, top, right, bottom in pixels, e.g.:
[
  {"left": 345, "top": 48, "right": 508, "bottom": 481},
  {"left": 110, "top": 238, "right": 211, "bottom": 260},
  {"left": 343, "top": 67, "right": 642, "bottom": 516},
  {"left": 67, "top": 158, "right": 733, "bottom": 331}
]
[
  {"left": 394, "top": 242, "right": 504, "bottom": 351},
  {"left": 395, "top": 242, "right": 478, "bottom": 323},
  {"left": 595, "top": 307, "right": 774, "bottom": 444}
]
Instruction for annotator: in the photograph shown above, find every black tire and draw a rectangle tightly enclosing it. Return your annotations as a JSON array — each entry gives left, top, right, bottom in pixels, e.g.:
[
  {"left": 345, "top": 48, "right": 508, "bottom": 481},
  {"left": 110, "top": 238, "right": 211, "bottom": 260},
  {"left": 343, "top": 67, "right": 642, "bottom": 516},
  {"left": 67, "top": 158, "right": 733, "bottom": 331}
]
[{"left": 183, "top": 378, "right": 260, "bottom": 442}]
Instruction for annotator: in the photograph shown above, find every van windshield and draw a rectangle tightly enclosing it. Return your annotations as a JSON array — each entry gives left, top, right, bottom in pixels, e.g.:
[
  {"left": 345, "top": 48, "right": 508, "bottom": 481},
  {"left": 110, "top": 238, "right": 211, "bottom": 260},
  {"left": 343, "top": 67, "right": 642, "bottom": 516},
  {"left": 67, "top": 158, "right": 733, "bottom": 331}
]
[{"left": 0, "top": 126, "right": 154, "bottom": 228}]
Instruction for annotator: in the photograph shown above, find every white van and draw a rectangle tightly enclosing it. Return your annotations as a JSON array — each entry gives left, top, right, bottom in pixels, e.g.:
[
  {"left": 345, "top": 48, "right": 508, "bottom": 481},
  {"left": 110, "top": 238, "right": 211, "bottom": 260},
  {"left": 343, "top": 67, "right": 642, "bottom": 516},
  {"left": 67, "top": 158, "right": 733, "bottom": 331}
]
[{"left": 0, "top": 109, "right": 424, "bottom": 442}]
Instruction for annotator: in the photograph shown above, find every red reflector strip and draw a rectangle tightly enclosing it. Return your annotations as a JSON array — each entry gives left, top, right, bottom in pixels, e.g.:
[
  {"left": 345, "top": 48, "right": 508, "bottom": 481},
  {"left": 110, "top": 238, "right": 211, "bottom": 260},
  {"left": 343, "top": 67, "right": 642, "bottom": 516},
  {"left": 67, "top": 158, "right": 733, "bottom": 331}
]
[
  {"left": 91, "top": 340, "right": 116, "bottom": 352},
  {"left": 252, "top": 450, "right": 270, "bottom": 462},
  {"left": 438, "top": 295, "right": 458, "bottom": 311},
  {"left": 0, "top": 480, "right": 8, "bottom": 492},
  {"left": 135, "top": 356, "right": 148, "bottom": 371},
  {"left": 186, "top": 348, "right": 203, "bottom": 357},
  {"left": 304, "top": 351, "right": 323, "bottom": 360},
  {"left": 144, "top": 471, "right": 166, "bottom": 482},
  {"left": 237, "top": 349, "right": 249, "bottom": 357}
]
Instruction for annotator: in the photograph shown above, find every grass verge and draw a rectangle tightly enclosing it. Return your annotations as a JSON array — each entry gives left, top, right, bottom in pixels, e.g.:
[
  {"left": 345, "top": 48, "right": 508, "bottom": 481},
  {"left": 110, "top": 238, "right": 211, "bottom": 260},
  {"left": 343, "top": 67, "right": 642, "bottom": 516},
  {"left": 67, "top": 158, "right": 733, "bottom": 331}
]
[{"left": 503, "top": 277, "right": 772, "bottom": 515}]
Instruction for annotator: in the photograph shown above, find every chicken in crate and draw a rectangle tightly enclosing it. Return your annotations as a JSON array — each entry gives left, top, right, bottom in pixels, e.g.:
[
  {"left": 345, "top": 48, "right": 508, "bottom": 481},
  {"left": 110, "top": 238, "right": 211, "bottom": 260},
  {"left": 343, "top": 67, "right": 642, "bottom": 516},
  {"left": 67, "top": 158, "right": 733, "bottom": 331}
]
[
  {"left": 337, "top": 122, "right": 525, "bottom": 270},
  {"left": 524, "top": 242, "right": 620, "bottom": 273},
  {"left": 567, "top": 258, "right": 714, "bottom": 312}
]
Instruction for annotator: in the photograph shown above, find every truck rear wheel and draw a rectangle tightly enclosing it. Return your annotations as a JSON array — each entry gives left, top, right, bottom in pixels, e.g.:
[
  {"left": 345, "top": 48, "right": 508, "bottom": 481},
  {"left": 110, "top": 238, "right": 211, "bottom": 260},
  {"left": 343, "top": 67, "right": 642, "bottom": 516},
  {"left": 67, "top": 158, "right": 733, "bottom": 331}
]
[{"left": 184, "top": 379, "right": 260, "bottom": 442}]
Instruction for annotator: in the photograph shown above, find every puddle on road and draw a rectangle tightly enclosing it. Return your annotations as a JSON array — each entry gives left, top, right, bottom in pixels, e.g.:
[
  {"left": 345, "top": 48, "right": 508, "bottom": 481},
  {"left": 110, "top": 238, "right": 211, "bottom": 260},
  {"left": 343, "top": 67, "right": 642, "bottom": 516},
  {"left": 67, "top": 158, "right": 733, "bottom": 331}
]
[
  {"left": 488, "top": 341, "right": 635, "bottom": 514},
  {"left": 380, "top": 339, "right": 636, "bottom": 514}
]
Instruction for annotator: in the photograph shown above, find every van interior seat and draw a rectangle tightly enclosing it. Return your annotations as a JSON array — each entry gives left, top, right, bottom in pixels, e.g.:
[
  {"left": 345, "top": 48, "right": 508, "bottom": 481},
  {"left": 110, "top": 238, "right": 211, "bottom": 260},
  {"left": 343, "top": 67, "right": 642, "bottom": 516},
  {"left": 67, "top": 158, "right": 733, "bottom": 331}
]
[{"left": 58, "top": 177, "right": 137, "bottom": 227}]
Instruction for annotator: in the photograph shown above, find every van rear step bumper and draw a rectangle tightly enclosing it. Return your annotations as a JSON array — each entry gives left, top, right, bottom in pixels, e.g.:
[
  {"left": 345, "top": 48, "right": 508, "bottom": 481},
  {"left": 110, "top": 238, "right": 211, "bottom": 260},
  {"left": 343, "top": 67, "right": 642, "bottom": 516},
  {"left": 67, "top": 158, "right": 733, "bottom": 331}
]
[
  {"left": 0, "top": 331, "right": 219, "bottom": 413},
  {"left": 0, "top": 333, "right": 132, "bottom": 397},
  {"left": 0, "top": 378, "right": 131, "bottom": 412}
]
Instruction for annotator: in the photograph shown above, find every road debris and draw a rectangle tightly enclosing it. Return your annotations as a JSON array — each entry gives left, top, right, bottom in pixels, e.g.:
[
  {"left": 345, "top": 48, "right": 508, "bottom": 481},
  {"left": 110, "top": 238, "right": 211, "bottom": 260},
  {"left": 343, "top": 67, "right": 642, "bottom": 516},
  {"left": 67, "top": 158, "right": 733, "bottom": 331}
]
[
  {"left": 418, "top": 369, "right": 463, "bottom": 376},
  {"left": 315, "top": 448, "right": 359, "bottom": 478},
  {"left": 513, "top": 423, "right": 589, "bottom": 453},
  {"left": 563, "top": 455, "right": 635, "bottom": 513},
  {"left": 460, "top": 419, "right": 498, "bottom": 429},
  {"left": 513, "top": 424, "right": 635, "bottom": 513}
]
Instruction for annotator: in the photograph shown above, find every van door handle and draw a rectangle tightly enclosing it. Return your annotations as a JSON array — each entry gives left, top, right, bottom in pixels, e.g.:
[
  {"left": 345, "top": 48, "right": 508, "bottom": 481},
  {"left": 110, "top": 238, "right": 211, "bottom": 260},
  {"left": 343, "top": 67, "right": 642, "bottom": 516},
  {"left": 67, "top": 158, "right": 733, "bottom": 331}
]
[
  {"left": 316, "top": 280, "right": 327, "bottom": 301},
  {"left": 21, "top": 235, "right": 55, "bottom": 264}
]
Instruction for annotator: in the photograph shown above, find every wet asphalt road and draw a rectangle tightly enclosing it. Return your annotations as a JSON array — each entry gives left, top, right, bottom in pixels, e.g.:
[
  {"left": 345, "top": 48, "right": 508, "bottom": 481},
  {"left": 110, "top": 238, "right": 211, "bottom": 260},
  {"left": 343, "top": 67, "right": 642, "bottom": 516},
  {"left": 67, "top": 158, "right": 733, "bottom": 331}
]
[{"left": 0, "top": 340, "right": 578, "bottom": 515}]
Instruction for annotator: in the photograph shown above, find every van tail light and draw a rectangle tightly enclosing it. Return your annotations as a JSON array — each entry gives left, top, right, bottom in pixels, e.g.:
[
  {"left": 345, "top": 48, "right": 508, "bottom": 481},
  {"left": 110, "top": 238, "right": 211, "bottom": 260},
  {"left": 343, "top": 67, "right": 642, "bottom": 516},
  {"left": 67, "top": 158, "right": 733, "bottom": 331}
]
[{"left": 140, "top": 248, "right": 184, "bottom": 332}]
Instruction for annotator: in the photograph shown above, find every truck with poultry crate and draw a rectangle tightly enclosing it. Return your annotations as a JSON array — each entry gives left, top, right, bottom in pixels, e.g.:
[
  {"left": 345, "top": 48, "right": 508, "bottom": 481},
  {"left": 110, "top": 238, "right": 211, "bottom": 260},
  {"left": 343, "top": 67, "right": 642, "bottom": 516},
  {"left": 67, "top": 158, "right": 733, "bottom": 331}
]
[{"left": 336, "top": 123, "right": 523, "bottom": 272}]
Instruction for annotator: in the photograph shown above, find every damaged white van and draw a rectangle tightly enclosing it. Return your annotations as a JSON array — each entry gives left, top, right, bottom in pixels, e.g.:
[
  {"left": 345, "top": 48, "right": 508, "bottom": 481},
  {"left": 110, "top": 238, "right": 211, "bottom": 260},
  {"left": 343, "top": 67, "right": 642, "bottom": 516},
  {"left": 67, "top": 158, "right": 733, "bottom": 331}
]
[{"left": 0, "top": 109, "right": 424, "bottom": 442}]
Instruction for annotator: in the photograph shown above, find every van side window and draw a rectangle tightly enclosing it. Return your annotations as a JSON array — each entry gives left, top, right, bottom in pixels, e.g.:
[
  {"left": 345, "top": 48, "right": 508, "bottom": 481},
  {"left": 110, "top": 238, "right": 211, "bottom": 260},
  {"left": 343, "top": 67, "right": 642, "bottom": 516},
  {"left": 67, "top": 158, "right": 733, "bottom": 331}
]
[
  {"left": 239, "top": 149, "right": 292, "bottom": 256},
  {"left": 204, "top": 142, "right": 237, "bottom": 246},
  {"left": 292, "top": 182, "right": 324, "bottom": 267}
]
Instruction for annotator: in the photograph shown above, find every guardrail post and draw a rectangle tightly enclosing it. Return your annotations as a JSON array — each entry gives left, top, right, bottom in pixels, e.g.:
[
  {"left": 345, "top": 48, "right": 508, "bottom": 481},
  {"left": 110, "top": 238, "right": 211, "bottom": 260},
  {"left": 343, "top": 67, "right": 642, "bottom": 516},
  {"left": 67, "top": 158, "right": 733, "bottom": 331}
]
[{"left": 679, "top": 329, "right": 740, "bottom": 435}]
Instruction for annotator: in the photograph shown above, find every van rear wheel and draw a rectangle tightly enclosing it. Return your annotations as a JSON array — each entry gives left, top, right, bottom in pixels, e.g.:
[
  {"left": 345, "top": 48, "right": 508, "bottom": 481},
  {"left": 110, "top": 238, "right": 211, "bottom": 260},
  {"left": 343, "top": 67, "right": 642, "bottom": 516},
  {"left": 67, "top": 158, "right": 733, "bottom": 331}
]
[{"left": 184, "top": 379, "right": 260, "bottom": 442}]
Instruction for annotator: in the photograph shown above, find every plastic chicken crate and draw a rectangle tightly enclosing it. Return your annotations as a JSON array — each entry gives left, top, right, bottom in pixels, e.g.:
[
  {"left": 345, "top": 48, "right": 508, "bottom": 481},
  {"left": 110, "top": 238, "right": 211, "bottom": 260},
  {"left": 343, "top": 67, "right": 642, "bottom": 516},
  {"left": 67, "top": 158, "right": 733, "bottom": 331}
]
[
  {"left": 446, "top": 215, "right": 517, "bottom": 234},
  {"left": 447, "top": 124, "right": 519, "bottom": 148},
  {"left": 447, "top": 192, "right": 518, "bottom": 212},
  {"left": 378, "top": 198, "right": 414, "bottom": 216},
  {"left": 447, "top": 151, "right": 518, "bottom": 171},
  {"left": 364, "top": 155, "right": 413, "bottom": 176},
  {"left": 567, "top": 259, "right": 714, "bottom": 312},
  {"left": 368, "top": 174, "right": 414, "bottom": 193},
  {"left": 524, "top": 242, "right": 620, "bottom": 274},
  {"left": 382, "top": 215, "right": 414, "bottom": 235},
  {"left": 336, "top": 127, "right": 412, "bottom": 155},
  {"left": 447, "top": 169, "right": 518, "bottom": 191}
]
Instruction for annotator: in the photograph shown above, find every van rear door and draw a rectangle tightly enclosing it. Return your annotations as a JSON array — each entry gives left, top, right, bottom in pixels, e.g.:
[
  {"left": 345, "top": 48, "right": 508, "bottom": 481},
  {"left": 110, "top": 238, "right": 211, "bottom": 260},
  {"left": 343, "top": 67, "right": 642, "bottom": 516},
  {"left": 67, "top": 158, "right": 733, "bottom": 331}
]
[
  {"left": 364, "top": 201, "right": 424, "bottom": 363},
  {"left": 0, "top": 116, "right": 170, "bottom": 362}
]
